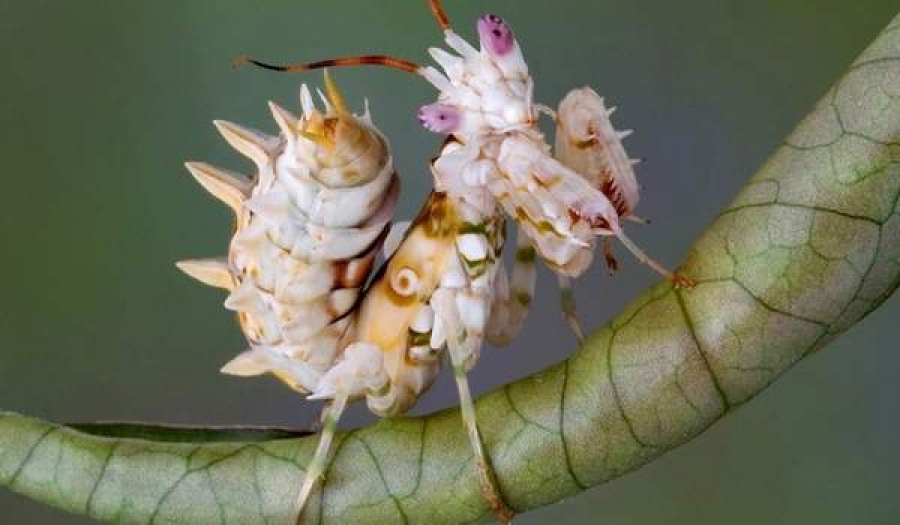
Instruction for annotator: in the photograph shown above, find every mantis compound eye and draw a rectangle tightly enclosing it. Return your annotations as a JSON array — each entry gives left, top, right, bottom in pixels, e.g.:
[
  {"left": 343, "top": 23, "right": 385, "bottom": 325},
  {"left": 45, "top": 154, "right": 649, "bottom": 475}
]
[
  {"left": 477, "top": 13, "right": 515, "bottom": 56},
  {"left": 417, "top": 103, "right": 461, "bottom": 133}
]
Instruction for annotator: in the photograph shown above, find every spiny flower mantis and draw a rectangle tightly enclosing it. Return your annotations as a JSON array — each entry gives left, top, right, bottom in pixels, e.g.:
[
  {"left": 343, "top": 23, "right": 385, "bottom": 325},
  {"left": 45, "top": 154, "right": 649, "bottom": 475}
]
[
  {"left": 177, "top": 73, "right": 514, "bottom": 521},
  {"left": 196, "top": 1, "right": 696, "bottom": 522}
]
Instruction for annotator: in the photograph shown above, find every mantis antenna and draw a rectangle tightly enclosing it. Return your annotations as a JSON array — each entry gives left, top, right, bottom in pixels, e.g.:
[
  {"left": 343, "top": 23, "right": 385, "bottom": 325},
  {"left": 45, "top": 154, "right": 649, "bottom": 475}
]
[
  {"left": 232, "top": 1, "right": 457, "bottom": 76},
  {"left": 429, "top": 0, "right": 452, "bottom": 31},
  {"left": 232, "top": 54, "right": 422, "bottom": 75}
]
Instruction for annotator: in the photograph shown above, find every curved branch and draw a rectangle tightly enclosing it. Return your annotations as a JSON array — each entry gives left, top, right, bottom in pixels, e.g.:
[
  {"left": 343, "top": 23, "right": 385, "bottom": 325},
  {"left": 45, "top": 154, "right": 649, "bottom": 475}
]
[{"left": 3, "top": 11, "right": 900, "bottom": 525}]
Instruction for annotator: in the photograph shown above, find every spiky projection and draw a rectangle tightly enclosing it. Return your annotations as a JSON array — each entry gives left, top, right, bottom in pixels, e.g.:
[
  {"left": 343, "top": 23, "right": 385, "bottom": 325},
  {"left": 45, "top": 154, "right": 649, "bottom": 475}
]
[{"left": 178, "top": 76, "right": 399, "bottom": 397}]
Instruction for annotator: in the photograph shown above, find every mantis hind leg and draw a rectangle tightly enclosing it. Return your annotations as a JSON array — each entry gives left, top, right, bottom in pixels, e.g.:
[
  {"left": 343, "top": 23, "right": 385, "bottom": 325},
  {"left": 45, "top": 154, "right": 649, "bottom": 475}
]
[{"left": 432, "top": 289, "right": 515, "bottom": 525}]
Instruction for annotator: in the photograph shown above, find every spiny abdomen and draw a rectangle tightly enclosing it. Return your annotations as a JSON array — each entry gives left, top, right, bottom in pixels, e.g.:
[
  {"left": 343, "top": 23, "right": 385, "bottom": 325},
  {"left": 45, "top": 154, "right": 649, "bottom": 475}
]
[{"left": 178, "top": 81, "right": 399, "bottom": 395}]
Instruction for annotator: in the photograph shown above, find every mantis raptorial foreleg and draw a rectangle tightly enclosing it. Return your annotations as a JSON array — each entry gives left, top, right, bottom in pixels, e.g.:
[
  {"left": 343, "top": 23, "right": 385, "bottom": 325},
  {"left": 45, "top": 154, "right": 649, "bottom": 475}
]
[{"left": 553, "top": 87, "right": 695, "bottom": 289}]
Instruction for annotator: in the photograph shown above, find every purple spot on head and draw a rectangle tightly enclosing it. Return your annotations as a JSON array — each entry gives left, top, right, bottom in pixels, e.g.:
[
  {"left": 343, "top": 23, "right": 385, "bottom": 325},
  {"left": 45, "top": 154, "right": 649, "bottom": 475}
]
[
  {"left": 417, "top": 103, "right": 461, "bottom": 134},
  {"left": 477, "top": 14, "right": 515, "bottom": 56}
]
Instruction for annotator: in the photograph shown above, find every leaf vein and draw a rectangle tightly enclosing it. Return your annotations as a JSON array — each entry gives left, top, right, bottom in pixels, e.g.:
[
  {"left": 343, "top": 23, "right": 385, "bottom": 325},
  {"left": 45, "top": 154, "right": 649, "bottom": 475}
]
[
  {"left": 675, "top": 290, "right": 732, "bottom": 410},
  {"left": 7, "top": 426, "right": 57, "bottom": 489},
  {"left": 84, "top": 439, "right": 119, "bottom": 517},
  {"left": 559, "top": 360, "right": 587, "bottom": 489}
]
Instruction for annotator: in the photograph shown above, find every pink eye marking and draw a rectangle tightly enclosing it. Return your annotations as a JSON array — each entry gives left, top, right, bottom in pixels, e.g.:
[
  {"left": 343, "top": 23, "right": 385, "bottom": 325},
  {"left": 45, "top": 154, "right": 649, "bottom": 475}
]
[
  {"left": 477, "top": 14, "right": 515, "bottom": 56},
  {"left": 417, "top": 103, "right": 461, "bottom": 133}
]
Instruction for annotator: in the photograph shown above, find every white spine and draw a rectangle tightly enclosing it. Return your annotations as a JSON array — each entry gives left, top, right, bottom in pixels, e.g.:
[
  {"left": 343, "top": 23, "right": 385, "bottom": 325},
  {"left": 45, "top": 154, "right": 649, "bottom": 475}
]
[{"left": 180, "top": 85, "right": 399, "bottom": 396}]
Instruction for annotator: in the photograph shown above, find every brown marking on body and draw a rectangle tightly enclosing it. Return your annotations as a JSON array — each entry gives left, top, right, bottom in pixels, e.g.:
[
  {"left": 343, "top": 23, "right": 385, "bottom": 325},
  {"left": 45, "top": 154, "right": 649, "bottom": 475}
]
[
  {"left": 413, "top": 191, "right": 459, "bottom": 238},
  {"left": 601, "top": 178, "right": 630, "bottom": 217},
  {"left": 570, "top": 205, "right": 610, "bottom": 230},
  {"left": 574, "top": 136, "right": 598, "bottom": 149},
  {"left": 324, "top": 293, "right": 342, "bottom": 319}
]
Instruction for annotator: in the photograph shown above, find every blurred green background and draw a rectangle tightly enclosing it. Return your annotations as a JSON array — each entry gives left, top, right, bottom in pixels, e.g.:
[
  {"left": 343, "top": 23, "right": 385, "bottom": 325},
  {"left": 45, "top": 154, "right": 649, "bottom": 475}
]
[{"left": 1, "top": 1, "right": 898, "bottom": 523}]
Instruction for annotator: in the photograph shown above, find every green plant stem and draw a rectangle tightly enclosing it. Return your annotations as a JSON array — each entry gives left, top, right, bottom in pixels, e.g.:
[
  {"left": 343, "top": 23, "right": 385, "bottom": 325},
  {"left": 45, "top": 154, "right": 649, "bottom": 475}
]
[{"left": 2, "top": 11, "right": 900, "bottom": 525}]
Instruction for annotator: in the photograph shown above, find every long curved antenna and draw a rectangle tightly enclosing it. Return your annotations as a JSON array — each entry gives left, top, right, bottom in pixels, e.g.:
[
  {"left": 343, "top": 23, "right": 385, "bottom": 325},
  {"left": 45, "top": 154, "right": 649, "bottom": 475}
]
[
  {"left": 428, "top": 0, "right": 452, "bottom": 31},
  {"left": 232, "top": 54, "right": 422, "bottom": 75}
]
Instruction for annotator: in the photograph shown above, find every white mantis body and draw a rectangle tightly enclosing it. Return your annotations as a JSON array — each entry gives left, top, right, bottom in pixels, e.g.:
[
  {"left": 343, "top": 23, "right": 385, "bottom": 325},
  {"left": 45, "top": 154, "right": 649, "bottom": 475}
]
[
  {"left": 207, "top": 1, "right": 695, "bottom": 522},
  {"left": 414, "top": 8, "right": 694, "bottom": 347},
  {"left": 179, "top": 72, "right": 514, "bottom": 521}
]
